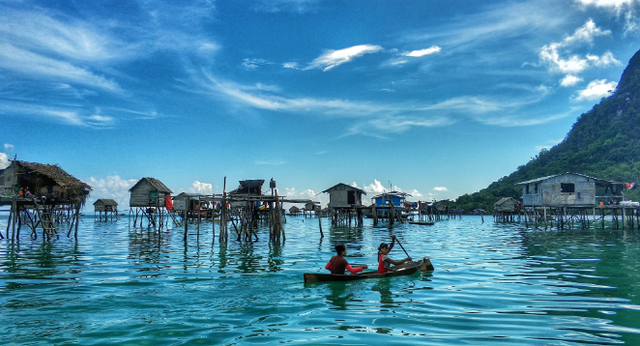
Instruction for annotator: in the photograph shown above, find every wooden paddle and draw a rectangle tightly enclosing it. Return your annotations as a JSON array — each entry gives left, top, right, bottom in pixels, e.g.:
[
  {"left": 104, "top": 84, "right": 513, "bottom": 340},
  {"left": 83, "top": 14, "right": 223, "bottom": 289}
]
[{"left": 395, "top": 236, "right": 421, "bottom": 274}]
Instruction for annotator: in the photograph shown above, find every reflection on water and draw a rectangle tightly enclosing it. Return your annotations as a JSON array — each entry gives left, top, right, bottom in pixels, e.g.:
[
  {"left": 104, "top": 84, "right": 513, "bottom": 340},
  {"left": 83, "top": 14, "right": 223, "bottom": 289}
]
[{"left": 1, "top": 215, "right": 640, "bottom": 345}]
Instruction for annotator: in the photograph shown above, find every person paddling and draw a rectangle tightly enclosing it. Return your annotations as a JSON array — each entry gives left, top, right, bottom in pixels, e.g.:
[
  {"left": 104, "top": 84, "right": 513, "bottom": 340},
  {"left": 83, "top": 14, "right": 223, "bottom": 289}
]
[
  {"left": 377, "top": 235, "right": 412, "bottom": 274},
  {"left": 325, "top": 245, "right": 368, "bottom": 274}
]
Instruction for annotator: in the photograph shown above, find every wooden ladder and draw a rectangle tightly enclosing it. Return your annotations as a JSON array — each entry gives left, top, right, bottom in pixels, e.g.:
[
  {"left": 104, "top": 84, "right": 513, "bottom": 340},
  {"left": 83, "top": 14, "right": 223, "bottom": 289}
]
[
  {"left": 33, "top": 200, "right": 58, "bottom": 238},
  {"left": 168, "top": 209, "right": 182, "bottom": 226}
]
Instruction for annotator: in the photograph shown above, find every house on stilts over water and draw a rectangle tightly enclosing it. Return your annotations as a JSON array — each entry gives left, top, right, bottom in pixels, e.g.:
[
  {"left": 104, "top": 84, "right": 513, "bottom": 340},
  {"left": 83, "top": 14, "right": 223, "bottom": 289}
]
[
  {"left": 514, "top": 172, "right": 637, "bottom": 229},
  {"left": 322, "top": 183, "right": 367, "bottom": 226},
  {"left": 128, "top": 177, "right": 175, "bottom": 228},
  {"left": 0, "top": 160, "right": 91, "bottom": 240},
  {"left": 93, "top": 199, "right": 119, "bottom": 222}
]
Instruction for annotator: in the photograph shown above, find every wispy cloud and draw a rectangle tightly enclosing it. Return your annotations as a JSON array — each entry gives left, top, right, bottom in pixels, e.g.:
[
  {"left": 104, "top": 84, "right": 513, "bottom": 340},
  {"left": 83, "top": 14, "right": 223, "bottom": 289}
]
[
  {"left": 4, "top": 144, "right": 14, "bottom": 151},
  {"left": 307, "top": 44, "right": 383, "bottom": 71},
  {"left": 574, "top": 79, "right": 617, "bottom": 101},
  {"left": 402, "top": 46, "right": 441, "bottom": 57},
  {"left": 253, "top": 0, "right": 320, "bottom": 13},
  {"left": 0, "top": 44, "right": 121, "bottom": 92},
  {"left": 256, "top": 160, "right": 286, "bottom": 165},
  {"left": 433, "top": 186, "right": 448, "bottom": 192},
  {"left": 0, "top": 102, "right": 117, "bottom": 128}
]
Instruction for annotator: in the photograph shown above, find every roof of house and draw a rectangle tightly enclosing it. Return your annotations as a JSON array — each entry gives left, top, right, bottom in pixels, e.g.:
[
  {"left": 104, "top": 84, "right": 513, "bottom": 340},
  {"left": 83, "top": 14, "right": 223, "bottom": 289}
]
[
  {"left": 93, "top": 199, "right": 118, "bottom": 206},
  {"left": 322, "top": 183, "right": 367, "bottom": 195},
  {"left": 3, "top": 160, "right": 91, "bottom": 204},
  {"left": 515, "top": 172, "right": 610, "bottom": 185},
  {"left": 371, "top": 191, "right": 412, "bottom": 199},
  {"left": 7, "top": 160, "right": 92, "bottom": 191},
  {"left": 128, "top": 177, "right": 172, "bottom": 193},
  {"left": 494, "top": 197, "right": 518, "bottom": 205}
]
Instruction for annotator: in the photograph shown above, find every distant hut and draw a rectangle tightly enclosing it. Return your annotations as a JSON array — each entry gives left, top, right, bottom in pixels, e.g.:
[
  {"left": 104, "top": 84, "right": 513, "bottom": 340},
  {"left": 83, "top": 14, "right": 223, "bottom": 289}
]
[
  {"left": 288, "top": 206, "right": 300, "bottom": 216},
  {"left": 494, "top": 197, "right": 520, "bottom": 212},
  {"left": 304, "top": 201, "right": 317, "bottom": 217},
  {"left": 322, "top": 183, "right": 367, "bottom": 225},
  {"left": 0, "top": 160, "right": 91, "bottom": 240},
  {"left": 93, "top": 199, "right": 118, "bottom": 222},
  {"left": 172, "top": 192, "right": 211, "bottom": 218},
  {"left": 371, "top": 191, "right": 411, "bottom": 222},
  {"left": 128, "top": 177, "right": 172, "bottom": 227}
]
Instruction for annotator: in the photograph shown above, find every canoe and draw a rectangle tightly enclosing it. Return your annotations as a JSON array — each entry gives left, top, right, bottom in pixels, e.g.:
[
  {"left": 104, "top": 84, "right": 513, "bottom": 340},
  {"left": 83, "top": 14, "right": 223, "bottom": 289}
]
[
  {"left": 408, "top": 221, "right": 434, "bottom": 226},
  {"left": 303, "top": 257, "right": 434, "bottom": 283}
]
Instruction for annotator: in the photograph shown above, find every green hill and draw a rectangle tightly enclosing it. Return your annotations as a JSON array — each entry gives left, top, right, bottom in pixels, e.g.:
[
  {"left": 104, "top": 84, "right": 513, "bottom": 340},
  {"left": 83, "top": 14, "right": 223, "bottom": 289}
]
[{"left": 452, "top": 48, "right": 640, "bottom": 213}]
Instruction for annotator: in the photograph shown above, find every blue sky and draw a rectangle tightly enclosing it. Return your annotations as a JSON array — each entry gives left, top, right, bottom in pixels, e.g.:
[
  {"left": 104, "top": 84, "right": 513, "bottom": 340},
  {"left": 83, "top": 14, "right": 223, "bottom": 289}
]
[{"left": 1, "top": 0, "right": 639, "bottom": 209}]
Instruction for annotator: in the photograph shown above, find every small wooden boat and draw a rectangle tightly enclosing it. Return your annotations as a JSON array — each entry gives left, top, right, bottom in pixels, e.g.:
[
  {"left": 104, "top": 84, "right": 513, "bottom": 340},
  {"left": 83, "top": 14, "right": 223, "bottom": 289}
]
[
  {"left": 408, "top": 221, "right": 434, "bottom": 225},
  {"left": 303, "top": 257, "right": 434, "bottom": 283}
]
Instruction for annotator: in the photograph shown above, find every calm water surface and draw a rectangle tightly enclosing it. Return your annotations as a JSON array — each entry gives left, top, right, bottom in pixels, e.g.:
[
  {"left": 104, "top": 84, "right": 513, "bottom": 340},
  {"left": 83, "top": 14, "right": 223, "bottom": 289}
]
[{"left": 1, "top": 215, "right": 640, "bottom": 345}]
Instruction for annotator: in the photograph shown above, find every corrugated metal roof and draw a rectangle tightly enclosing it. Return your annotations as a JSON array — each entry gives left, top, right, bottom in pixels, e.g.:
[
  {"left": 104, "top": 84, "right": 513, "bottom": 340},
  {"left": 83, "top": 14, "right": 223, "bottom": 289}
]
[
  {"left": 322, "top": 183, "right": 367, "bottom": 195},
  {"left": 515, "top": 172, "right": 609, "bottom": 185}
]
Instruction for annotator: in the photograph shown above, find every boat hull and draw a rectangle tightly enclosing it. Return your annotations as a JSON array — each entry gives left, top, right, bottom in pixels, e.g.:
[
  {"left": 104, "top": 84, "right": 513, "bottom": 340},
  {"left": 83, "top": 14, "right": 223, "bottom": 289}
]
[{"left": 304, "top": 257, "right": 434, "bottom": 283}]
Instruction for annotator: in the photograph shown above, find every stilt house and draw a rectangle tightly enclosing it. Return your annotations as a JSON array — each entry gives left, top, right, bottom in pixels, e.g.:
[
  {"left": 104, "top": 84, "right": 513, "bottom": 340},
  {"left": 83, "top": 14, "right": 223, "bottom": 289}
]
[
  {"left": 93, "top": 199, "right": 118, "bottom": 221},
  {"left": 494, "top": 197, "right": 521, "bottom": 212},
  {"left": 0, "top": 160, "right": 91, "bottom": 240},
  {"left": 94, "top": 199, "right": 118, "bottom": 212},
  {"left": 322, "top": 183, "right": 367, "bottom": 225},
  {"left": 0, "top": 160, "right": 91, "bottom": 204},
  {"left": 372, "top": 191, "right": 411, "bottom": 208},
  {"left": 322, "top": 183, "right": 366, "bottom": 209},
  {"left": 128, "top": 177, "right": 172, "bottom": 208},
  {"left": 516, "top": 172, "right": 622, "bottom": 207}
]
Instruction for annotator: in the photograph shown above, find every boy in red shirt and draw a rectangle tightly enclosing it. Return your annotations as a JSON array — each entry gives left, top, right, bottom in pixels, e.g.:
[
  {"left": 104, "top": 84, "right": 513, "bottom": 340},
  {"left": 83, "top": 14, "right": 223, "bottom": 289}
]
[{"left": 325, "top": 245, "right": 368, "bottom": 274}]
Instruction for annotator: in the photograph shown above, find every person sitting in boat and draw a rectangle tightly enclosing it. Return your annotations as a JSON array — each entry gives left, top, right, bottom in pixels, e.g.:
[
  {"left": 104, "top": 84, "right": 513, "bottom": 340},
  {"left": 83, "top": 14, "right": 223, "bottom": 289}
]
[
  {"left": 325, "top": 245, "right": 368, "bottom": 274},
  {"left": 377, "top": 235, "right": 412, "bottom": 274}
]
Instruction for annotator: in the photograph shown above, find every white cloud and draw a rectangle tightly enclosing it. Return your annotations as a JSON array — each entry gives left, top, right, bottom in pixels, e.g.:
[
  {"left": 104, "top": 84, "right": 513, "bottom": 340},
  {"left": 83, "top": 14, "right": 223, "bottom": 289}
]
[
  {"left": 363, "top": 180, "right": 387, "bottom": 194},
  {"left": 284, "top": 187, "right": 327, "bottom": 207},
  {"left": 575, "top": 79, "right": 617, "bottom": 101},
  {"left": 0, "top": 152, "right": 9, "bottom": 169},
  {"left": 586, "top": 51, "right": 621, "bottom": 67},
  {"left": 539, "top": 20, "right": 616, "bottom": 76},
  {"left": 402, "top": 46, "right": 441, "bottom": 57},
  {"left": 189, "top": 180, "right": 213, "bottom": 194},
  {"left": 243, "top": 58, "right": 273, "bottom": 70},
  {"left": 283, "top": 62, "right": 300, "bottom": 69},
  {"left": 85, "top": 175, "right": 138, "bottom": 210},
  {"left": 561, "top": 75, "right": 583, "bottom": 86},
  {"left": 307, "top": 44, "right": 383, "bottom": 71},
  {"left": 564, "top": 19, "right": 611, "bottom": 45},
  {"left": 433, "top": 186, "right": 448, "bottom": 192},
  {"left": 4, "top": 144, "right": 14, "bottom": 151}
]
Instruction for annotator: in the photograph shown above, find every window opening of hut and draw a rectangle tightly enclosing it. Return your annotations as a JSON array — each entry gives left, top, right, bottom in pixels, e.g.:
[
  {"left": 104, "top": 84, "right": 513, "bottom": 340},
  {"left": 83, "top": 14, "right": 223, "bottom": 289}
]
[{"left": 561, "top": 183, "right": 575, "bottom": 193}]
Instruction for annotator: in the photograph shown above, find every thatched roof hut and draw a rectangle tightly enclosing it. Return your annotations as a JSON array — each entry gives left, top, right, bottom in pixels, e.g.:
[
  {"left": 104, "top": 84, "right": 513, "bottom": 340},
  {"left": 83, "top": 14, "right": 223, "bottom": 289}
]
[
  {"left": 0, "top": 160, "right": 91, "bottom": 205},
  {"left": 494, "top": 197, "right": 520, "bottom": 213},
  {"left": 93, "top": 199, "right": 118, "bottom": 212},
  {"left": 288, "top": 206, "right": 300, "bottom": 215}
]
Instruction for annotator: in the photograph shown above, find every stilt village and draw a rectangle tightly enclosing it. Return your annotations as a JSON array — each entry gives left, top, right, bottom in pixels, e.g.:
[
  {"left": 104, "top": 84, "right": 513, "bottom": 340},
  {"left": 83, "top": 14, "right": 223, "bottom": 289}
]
[{"left": 1, "top": 160, "right": 640, "bottom": 243}]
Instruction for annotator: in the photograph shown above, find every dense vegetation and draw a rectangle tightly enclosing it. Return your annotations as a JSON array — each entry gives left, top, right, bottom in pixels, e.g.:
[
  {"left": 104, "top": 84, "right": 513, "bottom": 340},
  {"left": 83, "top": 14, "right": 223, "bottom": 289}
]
[{"left": 446, "top": 49, "right": 640, "bottom": 213}]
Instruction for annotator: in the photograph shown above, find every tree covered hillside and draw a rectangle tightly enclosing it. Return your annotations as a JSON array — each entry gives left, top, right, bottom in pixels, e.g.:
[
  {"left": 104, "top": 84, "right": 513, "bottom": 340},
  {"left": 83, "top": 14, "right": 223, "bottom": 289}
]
[{"left": 452, "top": 48, "right": 640, "bottom": 213}]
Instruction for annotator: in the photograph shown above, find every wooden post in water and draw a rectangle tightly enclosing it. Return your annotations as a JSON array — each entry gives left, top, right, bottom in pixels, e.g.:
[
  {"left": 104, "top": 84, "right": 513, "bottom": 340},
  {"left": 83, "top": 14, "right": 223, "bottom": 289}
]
[
  {"left": 221, "top": 177, "right": 227, "bottom": 241},
  {"left": 317, "top": 208, "right": 323, "bottom": 237}
]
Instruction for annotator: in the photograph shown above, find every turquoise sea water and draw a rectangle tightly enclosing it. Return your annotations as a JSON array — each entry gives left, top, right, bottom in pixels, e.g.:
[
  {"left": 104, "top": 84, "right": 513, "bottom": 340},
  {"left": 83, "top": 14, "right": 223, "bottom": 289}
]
[{"left": 1, "top": 215, "right": 640, "bottom": 345}]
